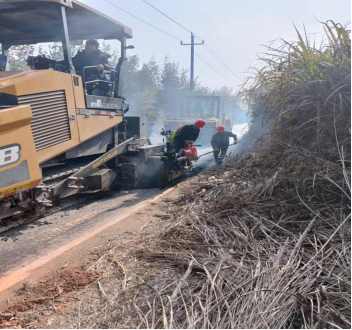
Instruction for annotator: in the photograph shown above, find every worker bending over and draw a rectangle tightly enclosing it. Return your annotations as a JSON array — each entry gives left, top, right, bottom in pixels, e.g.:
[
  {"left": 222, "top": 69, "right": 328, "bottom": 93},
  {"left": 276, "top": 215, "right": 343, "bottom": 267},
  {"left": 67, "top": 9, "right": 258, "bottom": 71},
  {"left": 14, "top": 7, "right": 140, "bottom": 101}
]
[
  {"left": 174, "top": 120, "right": 205, "bottom": 152},
  {"left": 211, "top": 126, "right": 237, "bottom": 164}
]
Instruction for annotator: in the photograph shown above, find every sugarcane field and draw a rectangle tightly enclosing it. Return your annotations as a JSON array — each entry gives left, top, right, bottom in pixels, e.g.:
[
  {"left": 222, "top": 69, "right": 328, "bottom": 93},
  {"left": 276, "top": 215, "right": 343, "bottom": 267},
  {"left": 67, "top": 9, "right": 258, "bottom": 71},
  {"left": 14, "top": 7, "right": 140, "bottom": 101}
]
[{"left": 0, "top": 0, "right": 351, "bottom": 329}]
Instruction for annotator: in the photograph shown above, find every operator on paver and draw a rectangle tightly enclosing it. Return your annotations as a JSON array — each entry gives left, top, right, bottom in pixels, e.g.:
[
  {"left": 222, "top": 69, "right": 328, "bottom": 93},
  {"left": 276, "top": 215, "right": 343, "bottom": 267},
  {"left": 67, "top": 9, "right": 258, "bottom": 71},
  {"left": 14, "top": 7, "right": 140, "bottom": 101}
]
[
  {"left": 174, "top": 120, "right": 206, "bottom": 152},
  {"left": 72, "top": 39, "right": 112, "bottom": 74},
  {"left": 211, "top": 125, "right": 237, "bottom": 164},
  {"left": 55, "top": 39, "right": 111, "bottom": 95}
]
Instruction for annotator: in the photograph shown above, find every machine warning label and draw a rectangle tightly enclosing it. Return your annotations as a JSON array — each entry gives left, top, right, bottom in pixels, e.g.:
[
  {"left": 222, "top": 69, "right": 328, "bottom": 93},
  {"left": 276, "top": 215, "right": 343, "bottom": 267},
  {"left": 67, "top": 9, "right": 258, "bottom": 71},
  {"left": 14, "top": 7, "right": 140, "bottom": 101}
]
[
  {"left": 92, "top": 150, "right": 118, "bottom": 169},
  {"left": 0, "top": 183, "right": 30, "bottom": 198}
]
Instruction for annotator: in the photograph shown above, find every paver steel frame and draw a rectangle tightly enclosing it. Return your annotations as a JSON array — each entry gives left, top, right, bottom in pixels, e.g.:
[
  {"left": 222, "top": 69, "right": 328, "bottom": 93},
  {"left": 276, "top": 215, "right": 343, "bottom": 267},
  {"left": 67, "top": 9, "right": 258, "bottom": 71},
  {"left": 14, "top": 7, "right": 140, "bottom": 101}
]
[{"left": 0, "top": 0, "right": 163, "bottom": 219}]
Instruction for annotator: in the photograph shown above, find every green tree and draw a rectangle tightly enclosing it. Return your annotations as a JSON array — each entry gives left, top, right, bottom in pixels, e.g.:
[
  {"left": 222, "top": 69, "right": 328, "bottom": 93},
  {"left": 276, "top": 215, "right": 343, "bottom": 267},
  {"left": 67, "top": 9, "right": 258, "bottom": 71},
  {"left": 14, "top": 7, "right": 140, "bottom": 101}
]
[
  {"left": 136, "top": 85, "right": 161, "bottom": 121},
  {"left": 160, "top": 56, "right": 186, "bottom": 93},
  {"left": 193, "top": 77, "right": 211, "bottom": 95},
  {"left": 1, "top": 41, "right": 246, "bottom": 122},
  {"left": 0, "top": 44, "right": 35, "bottom": 71},
  {"left": 123, "top": 54, "right": 140, "bottom": 98},
  {"left": 159, "top": 56, "right": 191, "bottom": 116},
  {"left": 137, "top": 56, "right": 160, "bottom": 89},
  {"left": 124, "top": 56, "right": 162, "bottom": 121},
  {"left": 100, "top": 42, "right": 119, "bottom": 68}
]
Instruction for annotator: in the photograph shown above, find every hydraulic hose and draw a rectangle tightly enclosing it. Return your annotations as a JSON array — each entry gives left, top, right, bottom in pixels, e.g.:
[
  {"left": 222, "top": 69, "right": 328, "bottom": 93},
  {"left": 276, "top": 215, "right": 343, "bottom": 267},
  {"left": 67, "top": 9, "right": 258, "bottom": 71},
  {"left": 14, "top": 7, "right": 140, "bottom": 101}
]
[{"left": 196, "top": 141, "right": 241, "bottom": 159}]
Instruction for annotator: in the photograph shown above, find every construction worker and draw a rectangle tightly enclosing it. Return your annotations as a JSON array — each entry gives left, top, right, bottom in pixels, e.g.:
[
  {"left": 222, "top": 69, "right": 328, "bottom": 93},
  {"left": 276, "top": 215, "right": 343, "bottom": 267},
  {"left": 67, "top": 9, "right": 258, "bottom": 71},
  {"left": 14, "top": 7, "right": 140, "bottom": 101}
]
[
  {"left": 170, "top": 126, "right": 183, "bottom": 144},
  {"left": 174, "top": 120, "right": 205, "bottom": 152},
  {"left": 72, "top": 40, "right": 112, "bottom": 75},
  {"left": 55, "top": 40, "right": 111, "bottom": 75},
  {"left": 160, "top": 126, "right": 182, "bottom": 152},
  {"left": 211, "top": 125, "right": 237, "bottom": 164},
  {"left": 161, "top": 126, "right": 182, "bottom": 143},
  {"left": 55, "top": 40, "right": 111, "bottom": 96}
]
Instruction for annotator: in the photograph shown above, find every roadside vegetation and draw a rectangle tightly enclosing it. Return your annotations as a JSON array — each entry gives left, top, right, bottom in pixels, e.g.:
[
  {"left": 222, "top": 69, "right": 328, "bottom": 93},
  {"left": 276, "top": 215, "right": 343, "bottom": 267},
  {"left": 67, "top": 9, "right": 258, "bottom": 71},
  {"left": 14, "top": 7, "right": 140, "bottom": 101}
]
[
  {"left": 103, "top": 20, "right": 350, "bottom": 329},
  {"left": 0, "top": 21, "right": 349, "bottom": 329}
]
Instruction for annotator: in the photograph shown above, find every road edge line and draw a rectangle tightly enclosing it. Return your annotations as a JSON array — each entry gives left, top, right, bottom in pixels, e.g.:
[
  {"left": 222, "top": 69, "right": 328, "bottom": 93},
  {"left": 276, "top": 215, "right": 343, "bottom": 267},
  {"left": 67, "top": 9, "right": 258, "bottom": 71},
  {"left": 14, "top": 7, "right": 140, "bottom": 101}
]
[{"left": 0, "top": 187, "right": 176, "bottom": 294}]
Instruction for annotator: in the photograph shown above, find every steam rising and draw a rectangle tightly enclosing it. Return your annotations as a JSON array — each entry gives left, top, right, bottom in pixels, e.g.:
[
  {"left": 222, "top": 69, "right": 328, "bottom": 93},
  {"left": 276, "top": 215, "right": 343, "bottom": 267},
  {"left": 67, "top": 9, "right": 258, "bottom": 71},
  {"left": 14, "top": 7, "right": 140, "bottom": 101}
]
[{"left": 227, "top": 115, "right": 270, "bottom": 158}]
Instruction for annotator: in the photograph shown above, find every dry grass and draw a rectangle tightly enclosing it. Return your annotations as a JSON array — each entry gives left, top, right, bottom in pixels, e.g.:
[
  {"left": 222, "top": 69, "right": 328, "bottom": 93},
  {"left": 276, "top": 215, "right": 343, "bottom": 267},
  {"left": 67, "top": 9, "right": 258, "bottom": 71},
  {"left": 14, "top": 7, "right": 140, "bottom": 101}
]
[
  {"left": 4, "top": 21, "right": 349, "bottom": 329},
  {"left": 75, "top": 21, "right": 350, "bottom": 329},
  {"left": 67, "top": 147, "right": 350, "bottom": 329},
  {"left": 128, "top": 155, "right": 350, "bottom": 329}
]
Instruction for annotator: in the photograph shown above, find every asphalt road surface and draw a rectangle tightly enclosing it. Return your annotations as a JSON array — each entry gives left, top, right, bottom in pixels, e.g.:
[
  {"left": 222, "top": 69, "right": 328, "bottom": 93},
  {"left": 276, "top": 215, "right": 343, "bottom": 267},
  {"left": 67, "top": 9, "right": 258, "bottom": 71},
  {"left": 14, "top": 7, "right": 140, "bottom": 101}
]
[
  {"left": 0, "top": 188, "right": 162, "bottom": 276},
  {"left": 0, "top": 150, "right": 215, "bottom": 278}
]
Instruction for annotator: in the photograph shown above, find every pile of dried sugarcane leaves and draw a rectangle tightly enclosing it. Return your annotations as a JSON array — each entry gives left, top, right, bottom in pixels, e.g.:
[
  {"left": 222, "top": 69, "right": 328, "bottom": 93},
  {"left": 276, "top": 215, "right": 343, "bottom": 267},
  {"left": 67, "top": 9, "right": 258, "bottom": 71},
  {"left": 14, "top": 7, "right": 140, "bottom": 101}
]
[
  {"left": 130, "top": 20, "right": 351, "bottom": 329},
  {"left": 68, "top": 21, "right": 350, "bottom": 329}
]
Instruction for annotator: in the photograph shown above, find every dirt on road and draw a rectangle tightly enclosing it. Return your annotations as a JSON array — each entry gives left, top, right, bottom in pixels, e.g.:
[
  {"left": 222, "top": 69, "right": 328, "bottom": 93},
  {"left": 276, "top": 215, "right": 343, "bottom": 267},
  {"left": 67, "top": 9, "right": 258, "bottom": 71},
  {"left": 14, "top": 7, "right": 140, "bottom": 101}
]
[
  {"left": 0, "top": 148, "right": 216, "bottom": 329},
  {"left": 0, "top": 185, "right": 181, "bottom": 329},
  {"left": 0, "top": 149, "right": 349, "bottom": 329}
]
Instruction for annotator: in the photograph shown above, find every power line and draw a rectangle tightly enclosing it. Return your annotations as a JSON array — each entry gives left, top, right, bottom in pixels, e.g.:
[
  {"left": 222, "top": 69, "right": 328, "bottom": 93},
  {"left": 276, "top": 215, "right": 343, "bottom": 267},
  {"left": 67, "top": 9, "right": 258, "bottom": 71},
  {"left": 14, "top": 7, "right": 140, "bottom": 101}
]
[
  {"left": 141, "top": 0, "right": 241, "bottom": 81},
  {"left": 186, "top": 35, "right": 242, "bottom": 81},
  {"left": 203, "top": 42, "right": 241, "bottom": 80},
  {"left": 103, "top": 0, "right": 182, "bottom": 42},
  {"left": 195, "top": 53, "right": 236, "bottom": 85},
  {"left": 143, "top": 0, "right": 192, "bottom": 34},
  {"left": 186, "top": 46, "right": 237, "bottom": 85},
  {"left": 103, "top": 0, "right": 236, "bottom": 85}
]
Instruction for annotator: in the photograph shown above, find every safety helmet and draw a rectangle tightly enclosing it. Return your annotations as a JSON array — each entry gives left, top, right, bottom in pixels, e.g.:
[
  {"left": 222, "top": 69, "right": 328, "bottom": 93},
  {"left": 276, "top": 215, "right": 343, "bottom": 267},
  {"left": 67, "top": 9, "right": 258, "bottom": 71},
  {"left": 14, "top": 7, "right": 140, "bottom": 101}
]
[
  {"left": 216, "top": 125, "right": 225, "bottom": 132},
  {"left": 195, "top": 119, "right": 206, "bottom": 128},
  {"left": 177, "top": 126, "right": 183, "bottom": 131}
]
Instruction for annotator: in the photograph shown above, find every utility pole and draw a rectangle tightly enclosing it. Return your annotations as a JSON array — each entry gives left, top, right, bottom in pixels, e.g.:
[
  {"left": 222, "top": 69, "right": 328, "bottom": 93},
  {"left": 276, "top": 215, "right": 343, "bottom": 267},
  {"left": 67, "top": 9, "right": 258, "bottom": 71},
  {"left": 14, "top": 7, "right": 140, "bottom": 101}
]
[{"left": 181, "top": 32, "right": 204, "bottom": 93}]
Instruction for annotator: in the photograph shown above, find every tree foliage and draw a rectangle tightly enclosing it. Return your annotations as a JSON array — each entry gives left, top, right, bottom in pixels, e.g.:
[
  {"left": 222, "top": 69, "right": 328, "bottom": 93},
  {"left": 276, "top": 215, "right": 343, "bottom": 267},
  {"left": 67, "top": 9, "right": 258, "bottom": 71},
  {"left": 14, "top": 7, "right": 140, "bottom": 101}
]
[
  {"left": 1, "top": 45, "right": 35, "bottom": 71},
  {"left": 2, "top": 42, "right": 245, "bottom": 122}
]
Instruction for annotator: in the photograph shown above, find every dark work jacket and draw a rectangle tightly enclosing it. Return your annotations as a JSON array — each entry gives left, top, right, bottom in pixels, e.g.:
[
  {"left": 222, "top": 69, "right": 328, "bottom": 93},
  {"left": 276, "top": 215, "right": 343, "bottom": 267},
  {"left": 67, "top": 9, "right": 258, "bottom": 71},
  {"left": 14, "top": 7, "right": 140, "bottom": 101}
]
[
  {"left": 174, "top": 124, "right": 200, "bottom": 151},
  {"left": 211, "top": 131, "right": 237, "bottom": 149},
  {"left": 72, "top": 49, "right": 112, "bottom": 73}
]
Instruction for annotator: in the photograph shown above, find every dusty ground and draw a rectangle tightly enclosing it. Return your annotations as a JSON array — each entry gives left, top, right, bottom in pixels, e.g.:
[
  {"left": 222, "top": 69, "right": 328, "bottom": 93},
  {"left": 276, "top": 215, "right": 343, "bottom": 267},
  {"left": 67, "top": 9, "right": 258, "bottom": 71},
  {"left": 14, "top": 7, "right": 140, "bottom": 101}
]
[
  {"left": 0, "top": 185, "right": 182, "bottom": 329},
  {"left": 0, "top": 151, "right": 217, "bottom": 329}
]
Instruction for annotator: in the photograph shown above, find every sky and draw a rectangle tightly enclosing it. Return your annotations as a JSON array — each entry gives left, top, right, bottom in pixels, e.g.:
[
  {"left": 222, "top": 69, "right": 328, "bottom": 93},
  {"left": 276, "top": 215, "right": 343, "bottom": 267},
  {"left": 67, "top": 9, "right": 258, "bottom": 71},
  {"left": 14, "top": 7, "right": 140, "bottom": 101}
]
[{"left": 81, "top": 0, "right": 351, "bottom": 91}]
